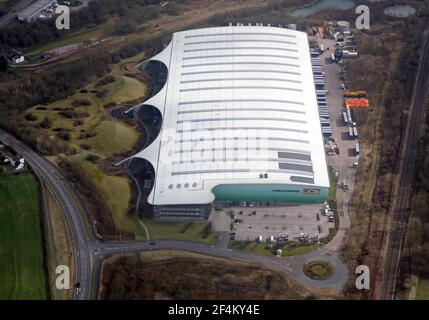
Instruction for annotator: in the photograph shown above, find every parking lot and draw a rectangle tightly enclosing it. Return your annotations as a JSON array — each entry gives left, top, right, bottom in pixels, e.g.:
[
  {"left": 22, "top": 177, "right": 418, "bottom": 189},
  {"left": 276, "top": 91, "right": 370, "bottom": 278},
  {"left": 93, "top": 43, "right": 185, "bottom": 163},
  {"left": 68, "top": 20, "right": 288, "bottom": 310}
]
[{"left": 212, "top": 203, "right": 333, "bottom": 243}]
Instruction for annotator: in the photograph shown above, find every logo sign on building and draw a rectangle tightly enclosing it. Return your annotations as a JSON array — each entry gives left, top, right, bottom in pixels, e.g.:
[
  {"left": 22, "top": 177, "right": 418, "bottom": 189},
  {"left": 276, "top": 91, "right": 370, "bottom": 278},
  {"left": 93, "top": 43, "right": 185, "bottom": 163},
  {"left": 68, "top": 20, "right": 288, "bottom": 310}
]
[{"left": 303, "top": 188, "right": 321, "bottom": 195}]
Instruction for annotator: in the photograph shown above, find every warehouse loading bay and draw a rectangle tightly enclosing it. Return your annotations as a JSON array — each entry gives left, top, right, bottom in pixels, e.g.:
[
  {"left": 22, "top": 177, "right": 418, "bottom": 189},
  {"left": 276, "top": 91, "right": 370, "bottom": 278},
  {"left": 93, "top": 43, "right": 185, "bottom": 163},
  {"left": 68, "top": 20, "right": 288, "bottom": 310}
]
[{"left": 211, "top": 32, "right": 359, "bottom": 246}]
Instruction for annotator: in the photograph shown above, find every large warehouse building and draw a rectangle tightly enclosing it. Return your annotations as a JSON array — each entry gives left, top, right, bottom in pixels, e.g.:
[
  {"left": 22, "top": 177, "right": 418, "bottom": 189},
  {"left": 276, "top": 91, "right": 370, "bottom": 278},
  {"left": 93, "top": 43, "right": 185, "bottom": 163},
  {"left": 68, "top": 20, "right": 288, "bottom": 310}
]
[
  {"left": 17, "top": 0, "right": 57, "bottom": 23},
  {"left": 131, "top": 26, "right": 330, "bottom": 218}
]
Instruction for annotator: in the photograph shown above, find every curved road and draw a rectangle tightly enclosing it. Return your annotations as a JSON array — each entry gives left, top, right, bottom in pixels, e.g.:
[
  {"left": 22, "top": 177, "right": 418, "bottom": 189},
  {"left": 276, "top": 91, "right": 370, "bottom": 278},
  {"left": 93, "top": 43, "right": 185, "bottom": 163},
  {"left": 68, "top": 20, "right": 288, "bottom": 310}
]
[
  {"left": 93, "top": 240, "right": 348, "bottom": 292},
  {"left": 0, "top": 128, "right": 93, "bottom": 300},
  {"left": 0, "top": 128, "right": 349, "bottom": 299}
]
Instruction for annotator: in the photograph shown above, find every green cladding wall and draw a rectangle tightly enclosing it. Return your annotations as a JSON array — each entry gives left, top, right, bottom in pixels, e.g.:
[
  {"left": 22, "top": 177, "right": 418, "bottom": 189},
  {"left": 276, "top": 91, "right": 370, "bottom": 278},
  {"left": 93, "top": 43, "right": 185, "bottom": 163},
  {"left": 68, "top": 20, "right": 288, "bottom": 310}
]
[{"left": 212, "top": 184, "right": 328, "bottom": 203}]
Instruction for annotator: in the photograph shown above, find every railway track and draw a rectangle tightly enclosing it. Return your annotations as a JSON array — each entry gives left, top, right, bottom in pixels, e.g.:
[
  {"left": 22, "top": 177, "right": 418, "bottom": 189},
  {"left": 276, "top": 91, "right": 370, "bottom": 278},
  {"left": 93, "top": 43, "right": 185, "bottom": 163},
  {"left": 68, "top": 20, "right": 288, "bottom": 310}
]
[{"left": 378, "top": 28, "right": 429, "bottom": 300}]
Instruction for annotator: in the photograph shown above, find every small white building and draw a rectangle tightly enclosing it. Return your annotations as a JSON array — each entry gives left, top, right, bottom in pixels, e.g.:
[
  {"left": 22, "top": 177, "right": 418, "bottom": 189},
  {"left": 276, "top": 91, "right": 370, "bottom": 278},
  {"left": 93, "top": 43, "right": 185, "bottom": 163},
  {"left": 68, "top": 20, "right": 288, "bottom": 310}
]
[
  {"left": 0, "top": 152, "right": 10, "bottom": 164},
  {"left": 11, "top": 156, "right": 25, "bottom": 171},
  {"left": 12, "top": 55, "right": 25, "bottom": 64}
]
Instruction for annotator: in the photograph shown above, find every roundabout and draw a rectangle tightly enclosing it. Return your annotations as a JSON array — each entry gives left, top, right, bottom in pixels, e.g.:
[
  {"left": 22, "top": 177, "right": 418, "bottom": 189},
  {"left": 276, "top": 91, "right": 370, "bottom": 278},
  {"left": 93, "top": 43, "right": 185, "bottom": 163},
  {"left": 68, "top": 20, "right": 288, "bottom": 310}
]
[{"left": 303, "top": 260, "right": 335, "bottom": 281}]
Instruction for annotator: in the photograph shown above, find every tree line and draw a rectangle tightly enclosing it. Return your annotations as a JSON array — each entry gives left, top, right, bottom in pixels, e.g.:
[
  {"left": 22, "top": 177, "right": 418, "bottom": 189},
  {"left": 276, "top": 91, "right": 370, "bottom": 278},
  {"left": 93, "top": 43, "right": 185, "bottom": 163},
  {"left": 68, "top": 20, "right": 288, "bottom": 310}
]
[{"left": 0, "top": 0, "right": 161, "bottom": 49}]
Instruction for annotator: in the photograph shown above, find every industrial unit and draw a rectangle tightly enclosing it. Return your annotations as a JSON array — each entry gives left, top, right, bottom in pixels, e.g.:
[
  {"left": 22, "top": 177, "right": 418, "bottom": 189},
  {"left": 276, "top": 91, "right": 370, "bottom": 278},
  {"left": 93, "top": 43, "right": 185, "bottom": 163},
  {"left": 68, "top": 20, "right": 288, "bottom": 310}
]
[
  {"left": 17, "top": 0, "right": 57, "bottom": 23},
  {"left": 131, "top": 26, "right": 330, "bottom": 218}
]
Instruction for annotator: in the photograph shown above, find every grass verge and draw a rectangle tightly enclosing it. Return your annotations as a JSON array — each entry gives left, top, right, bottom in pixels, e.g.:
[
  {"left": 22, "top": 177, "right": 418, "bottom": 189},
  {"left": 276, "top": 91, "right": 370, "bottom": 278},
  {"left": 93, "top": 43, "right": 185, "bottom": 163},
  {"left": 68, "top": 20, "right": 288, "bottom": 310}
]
[
  {"left": 229, "top": 240, "right": 321, "bottom": 257},
  {"left": 143, "top": 220, "right": 219, "bottom": 245},
  {"left": 416, "top": 278, "right": 429, "bottom": 300},
  {"left": 43, "top": 183, "right": 75, "bottom": 300}
]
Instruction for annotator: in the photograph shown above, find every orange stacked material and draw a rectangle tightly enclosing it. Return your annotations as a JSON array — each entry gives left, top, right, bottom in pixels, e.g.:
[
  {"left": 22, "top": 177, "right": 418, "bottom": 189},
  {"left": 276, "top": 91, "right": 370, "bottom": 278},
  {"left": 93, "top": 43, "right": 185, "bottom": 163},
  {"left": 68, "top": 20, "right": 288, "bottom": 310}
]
[
  {"left": 345, "top": 98, "right": 369, "bottom": 108},
  {"left": 344, "top": 90, "right": 367, "bottom": 98}
]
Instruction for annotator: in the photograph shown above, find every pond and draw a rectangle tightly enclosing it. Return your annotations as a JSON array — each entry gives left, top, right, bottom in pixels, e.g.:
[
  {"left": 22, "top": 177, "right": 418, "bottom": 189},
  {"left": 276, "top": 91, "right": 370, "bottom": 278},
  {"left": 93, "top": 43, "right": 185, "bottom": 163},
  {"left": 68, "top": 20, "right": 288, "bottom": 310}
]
[
  {"left": 291, "top": 0, "right": 356, "bottom": 17},
  {"left": 384, "top": 4, "right": 416, "bottom": 18}
]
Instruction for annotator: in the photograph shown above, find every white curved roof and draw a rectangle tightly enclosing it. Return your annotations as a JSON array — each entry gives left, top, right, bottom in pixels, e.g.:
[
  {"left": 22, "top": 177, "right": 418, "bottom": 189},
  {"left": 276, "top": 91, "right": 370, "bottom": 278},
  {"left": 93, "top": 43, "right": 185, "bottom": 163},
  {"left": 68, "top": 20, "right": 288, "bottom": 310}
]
[{"left": 133, "top": 26, "right": 329, "bottom": 205}]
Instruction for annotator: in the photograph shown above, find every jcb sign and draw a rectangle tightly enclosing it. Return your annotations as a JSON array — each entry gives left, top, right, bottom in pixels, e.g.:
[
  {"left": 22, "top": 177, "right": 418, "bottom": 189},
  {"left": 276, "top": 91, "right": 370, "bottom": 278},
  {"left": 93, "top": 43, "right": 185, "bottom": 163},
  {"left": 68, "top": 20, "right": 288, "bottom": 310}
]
[{"left": 304, "top": 188, "right": 321, "bottom": 195}]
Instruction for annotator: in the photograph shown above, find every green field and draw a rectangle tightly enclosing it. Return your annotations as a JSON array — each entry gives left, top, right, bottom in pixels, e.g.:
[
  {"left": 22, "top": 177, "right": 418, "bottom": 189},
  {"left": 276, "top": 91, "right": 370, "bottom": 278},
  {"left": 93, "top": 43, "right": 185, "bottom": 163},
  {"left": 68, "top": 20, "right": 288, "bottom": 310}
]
[
  {"left": 74, "top": 157, "right": 141, "bottom": 235},
  {"left": 229, "top": 241, "right": 273, "bottom": 256},
  {"left": 416, "top": 278, "right": 429, "bottom": 300},
  {"left": 0, "top": 169, "right": 47, "bottom": 300}
]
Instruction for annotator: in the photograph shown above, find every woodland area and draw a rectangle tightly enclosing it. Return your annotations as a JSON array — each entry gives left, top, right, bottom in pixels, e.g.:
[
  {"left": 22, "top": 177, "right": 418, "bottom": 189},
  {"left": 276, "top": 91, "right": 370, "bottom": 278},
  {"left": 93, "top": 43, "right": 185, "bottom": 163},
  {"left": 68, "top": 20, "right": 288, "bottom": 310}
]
[
  {"left": 101, "top": 253, "right": 309, "bottom": 300},
  {"left": 0, "top": 0, "right": 161, "bottom": 49},
  {"left": 0, "top": 37, "right": 163, "bottom": 155}
]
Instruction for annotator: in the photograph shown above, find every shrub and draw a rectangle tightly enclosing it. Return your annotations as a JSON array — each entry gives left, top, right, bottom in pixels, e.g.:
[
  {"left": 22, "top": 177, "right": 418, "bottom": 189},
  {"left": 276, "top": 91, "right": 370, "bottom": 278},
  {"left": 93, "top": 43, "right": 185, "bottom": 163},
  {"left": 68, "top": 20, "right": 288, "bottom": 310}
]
[
  {"left": 114, "top": 19, "right": 137, "bottom": 35},
  {"left": 73, "top": 119, "right": 84, "bottom": 126},
  {"left": 72, "top": 98, "right": 91, "bottom": 107},
  {"left": 95, "top": 89, "right": 108, "bottom": 99},
  {"left": 86, "top": 154, "right": 100, "bottom": 163},
  {"left": 78, "top": 131, "right": 96, "bottom": 139},
  {"left": 59, "top": 110, "right": 89, "bottom": 119},
  {"left": 25, "top": 113, "right": 37, "bottom": 121},
  {"left": 199, "top": 222, "right": 212, "bottom": 239},
  {"left": 103, "top": 102, "right": 117, "bottom": 109},
  {"left": 40, "top": 117, "right": 52, "bottom": 129},
  {"left": 96, "top": 75, "right": 116, "bottom": 87},
  {"left": 58, "top": 130, "right": 71, "bottom": 141},
  {"left": 80, "top": 143, "right": 92, "bottom": 150}
]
